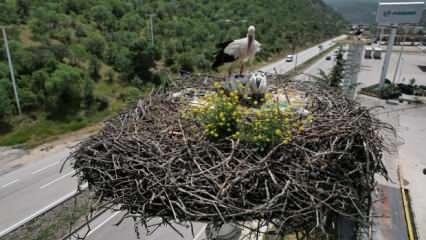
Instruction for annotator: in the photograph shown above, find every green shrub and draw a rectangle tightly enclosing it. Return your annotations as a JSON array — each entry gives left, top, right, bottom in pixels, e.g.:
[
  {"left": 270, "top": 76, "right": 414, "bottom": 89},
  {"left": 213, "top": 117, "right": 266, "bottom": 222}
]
[{"left": 183, "top": 87, "right": 312, "bottom": 151}]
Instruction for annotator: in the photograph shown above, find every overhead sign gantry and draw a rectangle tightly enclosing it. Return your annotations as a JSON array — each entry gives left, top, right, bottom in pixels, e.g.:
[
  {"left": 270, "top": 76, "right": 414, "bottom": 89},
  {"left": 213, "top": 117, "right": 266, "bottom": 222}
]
[
  {"left": 377, "top": 2, "right": 425, "bottom": 25},
  {"left": 376, "top": 2, "right": 425, "bottom": 91}
]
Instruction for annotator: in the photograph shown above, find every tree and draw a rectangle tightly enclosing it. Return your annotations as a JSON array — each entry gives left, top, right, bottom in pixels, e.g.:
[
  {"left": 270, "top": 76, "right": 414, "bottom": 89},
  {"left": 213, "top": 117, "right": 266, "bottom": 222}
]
[
  {"left": 19, "top": 87, "right": 38, "bottom": 111},
  {"left": 329, "top": 48, "right": 345, "bottom": 87},
  {"left": 31, "top": 69, "right": 49, "bottom": 107},
  {"left": 88, "top": 5, "right": 115, "bottom": 31},
  {"left": 311, "top": 48, "right": 345, "bottom": 88},
  {"left": 84, "top": 33, "right": 107, "bottom": 59},
  {"left": 129, "top": 41, "right": 161, "bottom": 82},
  {"left": 68, "top": 44, "right": 88, "bottom": 66},
  {"left": 178, "top": 53, "right": 194, "bottom": 73},
  {"left": 63, "top": 0, "right": 89, "bottom": 14},
  {"left": 89, "top": 57, "right": 102, "bottom": 82},
  {"left": 16, "top": 0, "right": 31, "bottom": 22},
  {"left": 106, "top": 44, "right": 131, "bottom": 72},
  {"left": 45, "top": 64, "right": 94, "bottom": 118},
  {"left": 120, "top": 13, "right": 144, "bottom": 31},
  {"left": 29, "top": 8, "right": 61, "bottom": 41},
  {"left": 0, "top": 1, "right": 18, "bottom": 24},
  {"left": 0, "top": 79, "right": 13, "bottom": 129}
]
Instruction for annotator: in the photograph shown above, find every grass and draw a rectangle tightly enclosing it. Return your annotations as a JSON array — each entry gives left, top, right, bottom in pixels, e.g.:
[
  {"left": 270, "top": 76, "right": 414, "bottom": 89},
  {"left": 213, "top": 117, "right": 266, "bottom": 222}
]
[
  {"left": 0, "top": 70, "right": 148, "bottom": 148},
  {"left": 0, "top": 81, "right": 128, "bottom": 148},
  {"left": 0, "top": 109, "right": 116, "bottom": 148}
]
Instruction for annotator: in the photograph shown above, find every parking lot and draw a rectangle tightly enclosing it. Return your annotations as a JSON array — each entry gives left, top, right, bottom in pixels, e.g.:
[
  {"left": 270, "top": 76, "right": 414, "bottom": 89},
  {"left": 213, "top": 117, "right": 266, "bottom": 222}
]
[
  {"left": 357, "top": 47, "right": 426, "bottom": 89},
  {"left": 356, "top": 46, "right": 426, "bottom": 239}
]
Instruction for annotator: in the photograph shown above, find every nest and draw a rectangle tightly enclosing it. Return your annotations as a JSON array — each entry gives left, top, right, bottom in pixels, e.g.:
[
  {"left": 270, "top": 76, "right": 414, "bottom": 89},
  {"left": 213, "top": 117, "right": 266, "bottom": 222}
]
[{"left": 70, "top": 75, "right": 390, "bottom": 239}]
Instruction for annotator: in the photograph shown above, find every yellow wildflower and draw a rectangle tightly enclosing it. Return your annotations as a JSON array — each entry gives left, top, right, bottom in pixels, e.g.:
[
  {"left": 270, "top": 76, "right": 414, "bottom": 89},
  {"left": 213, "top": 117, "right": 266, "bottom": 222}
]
[{"left": 275, "top": 129, "right": 282, "bottom": 136}]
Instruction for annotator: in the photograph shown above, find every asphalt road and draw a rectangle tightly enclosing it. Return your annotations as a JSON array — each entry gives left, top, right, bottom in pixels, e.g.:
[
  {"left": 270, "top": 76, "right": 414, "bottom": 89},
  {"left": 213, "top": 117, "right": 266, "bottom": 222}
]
[
  {"left": 260, "top": 35, "right": 346, "bottom": 74},
  {"left": 0, "top": 35, "right": 346, "bottom": 240},
  {"left": 68, "top": 211, "right": 207, "bottom": 240},
  {"left": 0, "top": 148, "right": 79, "bottom": 237}
]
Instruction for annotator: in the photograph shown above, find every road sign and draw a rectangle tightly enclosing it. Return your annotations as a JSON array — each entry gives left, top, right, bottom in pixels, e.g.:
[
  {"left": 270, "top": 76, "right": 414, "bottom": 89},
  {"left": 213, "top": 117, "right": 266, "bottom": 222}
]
[{"left": 376, "top": 2, "right": 425, "bottom": 25}]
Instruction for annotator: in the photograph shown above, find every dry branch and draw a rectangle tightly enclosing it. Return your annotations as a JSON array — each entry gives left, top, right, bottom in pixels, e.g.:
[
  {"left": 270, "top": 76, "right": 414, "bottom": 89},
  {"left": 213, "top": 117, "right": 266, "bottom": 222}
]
[{"left": 69, "top": 74, "right": 391, "bottom": 239}]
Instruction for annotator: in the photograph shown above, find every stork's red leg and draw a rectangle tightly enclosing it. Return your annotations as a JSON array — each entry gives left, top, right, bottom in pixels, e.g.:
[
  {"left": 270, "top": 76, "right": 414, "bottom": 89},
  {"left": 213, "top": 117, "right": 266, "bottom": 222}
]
[
  {"left": 228, "top": 66, "right": 233, "bottom": 79},
  {"left": 240, "top": 64, "right": 244, "bottom": 76}
]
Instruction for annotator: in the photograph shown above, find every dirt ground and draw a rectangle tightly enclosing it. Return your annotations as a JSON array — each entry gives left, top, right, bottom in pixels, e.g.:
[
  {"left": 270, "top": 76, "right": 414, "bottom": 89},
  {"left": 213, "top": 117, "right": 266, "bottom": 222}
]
[{"left": 0, "top": 124, "right": 102, "bottom": 176}]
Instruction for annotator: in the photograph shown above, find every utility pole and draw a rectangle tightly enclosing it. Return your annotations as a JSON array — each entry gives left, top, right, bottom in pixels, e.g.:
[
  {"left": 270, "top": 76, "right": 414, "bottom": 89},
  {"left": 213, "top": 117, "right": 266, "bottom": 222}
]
[
  {"left": 148, "top": 14, "right": 156, "bottom": 45},
  {"left": 378, "top": 25, "right": 397, "bottom": 91},
  {"left": 1, "top": 27, "right": 22, "bottom": 115},
  {"left": 392, "top": 27, "right": 407, "bottom": 84},
  {"left": 379, "top": 27, "right": 384, "bottom": 46}
]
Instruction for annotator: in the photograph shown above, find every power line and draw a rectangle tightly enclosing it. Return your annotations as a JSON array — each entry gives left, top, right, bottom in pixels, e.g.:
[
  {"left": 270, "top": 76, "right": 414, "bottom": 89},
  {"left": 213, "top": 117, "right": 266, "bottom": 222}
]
[{"left": 1, "top": 26, "right": 22, "bottom": 116}]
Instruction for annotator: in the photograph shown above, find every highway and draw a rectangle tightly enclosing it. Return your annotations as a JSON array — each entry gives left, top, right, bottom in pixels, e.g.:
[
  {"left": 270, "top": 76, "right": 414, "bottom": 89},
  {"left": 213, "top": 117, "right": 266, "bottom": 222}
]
[
  {"left": 0, "top": 147, "right": 79, "bottom": 237},
  {"left": 0, "top": 35, "right": 346, "bottom": 240},
  {"left": 260, "top": 35, "right": 346, "bottom": 74},
  {"left": 68, "top": 211, "right": 207, "bottom": 240}
]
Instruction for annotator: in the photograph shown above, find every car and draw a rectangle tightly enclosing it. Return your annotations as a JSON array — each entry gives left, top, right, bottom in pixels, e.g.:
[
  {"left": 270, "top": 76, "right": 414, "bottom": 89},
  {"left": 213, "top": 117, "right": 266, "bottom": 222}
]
[
  {"left": 325, "top": 56, "right": 332, "bottom": 61},
  {"left": 285, "top": 55, "right": 294, "bottom": 62}
]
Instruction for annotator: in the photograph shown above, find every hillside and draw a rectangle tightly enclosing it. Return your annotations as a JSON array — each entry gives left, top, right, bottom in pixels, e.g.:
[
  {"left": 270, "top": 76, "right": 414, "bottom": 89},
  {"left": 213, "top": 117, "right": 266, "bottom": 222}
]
[
  {"left": 0, "top": 0, "right": 345, "bottom": 146},
  {"left": 324, "top": 0, "right": 378, "bottom": 24}
]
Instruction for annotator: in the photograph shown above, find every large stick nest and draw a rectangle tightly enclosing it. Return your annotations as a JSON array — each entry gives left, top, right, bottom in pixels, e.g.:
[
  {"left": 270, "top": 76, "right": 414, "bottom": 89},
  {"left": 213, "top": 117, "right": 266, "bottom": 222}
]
[{"left": 70, "top": 75, "right": 390, "bottom": 237}]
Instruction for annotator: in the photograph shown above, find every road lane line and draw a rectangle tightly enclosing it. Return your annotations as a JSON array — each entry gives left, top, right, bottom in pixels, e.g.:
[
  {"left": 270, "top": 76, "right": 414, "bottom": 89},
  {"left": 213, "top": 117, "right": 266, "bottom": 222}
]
[
  {"left": 0, "top": 190, "right": 78, "bottom": 237},
  {"left": 87, "top": 211, "right": 121, "bottom": 237},
  {"left": 0, "top": 183, "right": 88, "bottom": 237},
  {"left": 1, "top": 179, "right": 20, "bottom": 188},
  {"left": 193, "top": 225, "right": 207, "bottom": 240},
  {"left": 40, "top": 171, "right": 76, "bottom": 189},
  {"left": 31, "top": 161, "right": 60, "bottom": 175}
]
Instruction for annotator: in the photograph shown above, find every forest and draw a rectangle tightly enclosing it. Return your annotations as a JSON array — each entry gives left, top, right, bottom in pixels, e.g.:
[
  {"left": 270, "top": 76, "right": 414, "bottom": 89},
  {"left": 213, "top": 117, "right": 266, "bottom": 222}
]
[{"left": 0, "top": 0, "right": 345, "bottom": 146}]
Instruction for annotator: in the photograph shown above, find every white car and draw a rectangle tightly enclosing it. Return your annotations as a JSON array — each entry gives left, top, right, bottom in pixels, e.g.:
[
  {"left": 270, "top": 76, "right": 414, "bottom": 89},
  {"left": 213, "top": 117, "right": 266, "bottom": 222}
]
[{"left": 285, "top": 55, "right": 294, "bottom": 62}]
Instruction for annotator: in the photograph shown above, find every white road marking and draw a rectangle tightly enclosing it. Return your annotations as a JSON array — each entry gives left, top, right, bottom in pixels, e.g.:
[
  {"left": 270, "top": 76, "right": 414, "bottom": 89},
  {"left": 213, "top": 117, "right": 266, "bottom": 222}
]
[
  {"left": 87, "top": 211, "right": 121, "bottom": 237},
  {"left": 0, "top": 183, "right": 88, "bottom": 238},
  {"left": 1, "top": 179, "right": 20, "bottom": 188},
  {"left": 31, "top": 161, "right": 60, "bottom": 175},
  {"left": 193, "top": 225, "right": 207, "bottom": 240},
  {"left": 0, "top": 190, "right": 78, "bottom": 237},
  {"left": 39, "top": 171, "right": 76, "bottom": 189}
]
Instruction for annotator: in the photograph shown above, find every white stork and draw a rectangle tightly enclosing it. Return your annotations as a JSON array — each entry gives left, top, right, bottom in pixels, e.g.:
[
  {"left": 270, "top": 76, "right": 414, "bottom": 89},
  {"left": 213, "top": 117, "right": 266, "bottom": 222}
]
[{"left": 213, "top": 25, "right": 261, "bottom": 77}]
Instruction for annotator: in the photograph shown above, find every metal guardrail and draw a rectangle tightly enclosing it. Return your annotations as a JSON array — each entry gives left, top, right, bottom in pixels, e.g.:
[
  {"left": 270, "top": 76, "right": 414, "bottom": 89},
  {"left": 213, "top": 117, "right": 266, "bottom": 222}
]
[
  {"left": 0, "top": 190, "right": 81, "bottom": 237},
  {"left": 0, "top": 183, "right": 87, "bottom": 238},
  {"left": 60, "top": 205, "right": 111, "bottom": 240}
]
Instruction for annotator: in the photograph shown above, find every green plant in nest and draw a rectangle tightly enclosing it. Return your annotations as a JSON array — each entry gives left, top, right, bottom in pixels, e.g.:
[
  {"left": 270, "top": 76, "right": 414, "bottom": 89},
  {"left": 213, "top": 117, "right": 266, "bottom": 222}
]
[{"left": 182, "top": 84, "right": 313, "bottom": 151}]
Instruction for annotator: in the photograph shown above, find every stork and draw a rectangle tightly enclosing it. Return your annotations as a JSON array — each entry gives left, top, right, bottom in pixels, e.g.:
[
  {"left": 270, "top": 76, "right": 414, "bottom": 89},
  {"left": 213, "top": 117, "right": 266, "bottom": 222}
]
[{"left": 212, "top": 25, "right": 261, "bottom": 78}]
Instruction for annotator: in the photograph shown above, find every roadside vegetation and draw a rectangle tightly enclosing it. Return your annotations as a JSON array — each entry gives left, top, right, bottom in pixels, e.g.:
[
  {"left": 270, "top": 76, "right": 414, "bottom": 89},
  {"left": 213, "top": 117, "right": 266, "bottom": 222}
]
[
  {"left": 361, "top": 78, "right": 426, "bottom": 101},
  {"left": 307, "top": 46, "right": 346, "bottom": 88},
  {"left": 0, "top": 0, "right": 345, "bottom": 147}
]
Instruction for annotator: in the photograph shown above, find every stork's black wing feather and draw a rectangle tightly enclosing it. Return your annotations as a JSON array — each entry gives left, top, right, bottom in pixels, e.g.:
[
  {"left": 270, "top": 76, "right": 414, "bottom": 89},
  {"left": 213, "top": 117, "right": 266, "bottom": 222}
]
[
  {"left": 212, "top": 40, "right": 237, "bottom": 70},
  {"left": 216, "top": 40, "right": 234, "bottom": 49}
]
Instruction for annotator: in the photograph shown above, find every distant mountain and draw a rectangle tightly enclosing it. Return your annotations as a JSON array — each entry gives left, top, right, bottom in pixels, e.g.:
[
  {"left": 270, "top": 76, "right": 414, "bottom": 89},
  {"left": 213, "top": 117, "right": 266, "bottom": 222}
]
[{"left": 323, "top": 0, "right": 379, "bottom": 24}]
